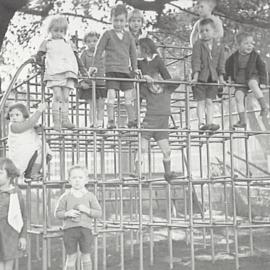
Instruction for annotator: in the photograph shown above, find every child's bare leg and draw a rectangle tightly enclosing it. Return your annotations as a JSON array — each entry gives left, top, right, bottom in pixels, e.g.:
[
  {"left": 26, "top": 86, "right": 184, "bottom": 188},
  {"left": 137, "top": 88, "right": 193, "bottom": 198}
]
[
  {"left": 233, "top": 90, "right": 246, "bottom": 127},
  {"left": 197, "top": 100, "right": 205, "bottom": 127},
  {"left": 125, "top": 89, "right": 136, "bottom": 127},
  {"left": 52, "top": 86, "right": 63, "bottom": 130},
  {"left": 158, "top": 139, "right": 176, "bottom": 181},
  {"left": 97, "top": 98, "right": 105, "bottom": 127},
  {"left": 87, "top": 99, "right": 94, "bottom": 126},
  {"left": 248, "top": 79, "right": 268, "bottom": 116},
  {"left": 30, "top": 150, "right": 42, "bottom": 179},
  {"left": 65, "top": 253, "right": 77, "bottom": 270},
  {"left": 134, "top": 137, "right": 148, "bottom": 175},
  {"left": 107, "top": 89, "right": 116, "bottom": 128},
  {"left": 3, "top": 260, "right": 14, "bottom": 270},
  {"left": 62, "top": 87, "right": 75, "bottom": 129},
  {"left": 81, "top": 253, "right": 92, "bottom": 270}
]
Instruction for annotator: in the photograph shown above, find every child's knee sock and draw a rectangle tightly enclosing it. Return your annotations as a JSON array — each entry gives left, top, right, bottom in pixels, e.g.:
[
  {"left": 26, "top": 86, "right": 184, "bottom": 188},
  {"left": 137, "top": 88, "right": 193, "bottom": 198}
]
[
  {"left": 30, "top": 163, "right": 42, "bottom": 178},
  {"left": 163, "top": 159, "right": 171, "bottom": 174},
  {"left": 81, "top": 260, "right": 92, "bottom": 270},
  {"left": 52, "top": 101, "right": 61, "bottom": 130},
  {"left": 238, "top": 112, "right": 246, "bottom": 123},
  {"left": 107, "top": 103, "right": 114, "bottom": 122},
  {"left": 258, "top": 97, "right": 268, "bottom": 110},
  {"left": 125, "top": 103, "right": 135, "bottom": 122}
]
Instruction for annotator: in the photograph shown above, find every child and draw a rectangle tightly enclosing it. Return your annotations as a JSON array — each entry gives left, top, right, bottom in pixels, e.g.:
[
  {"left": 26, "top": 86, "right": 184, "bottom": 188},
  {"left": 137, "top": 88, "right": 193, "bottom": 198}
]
[
  {"left": 55, "top": 165, "right": 102, "bottom": 270},
  {"left": 90, "top": 3, "right": 138, "bottom": 129},
  {"left": 0, "top": 158, "right": 27, "bottom": 270},
  {"left": 78, "top": 31, "right": 106, "bottom": 128},
  {"left": 226, "top": 32, "right": 268, "bottom": 128},
  {"left": 191, "top": 18, "right": 226, "bottom": 132},
  {"left": 36, "top": 15, "right": 87, "bottom": 131},
  {"left": 134, "top": 37, "right": 178, "bottom": 182},
  {"left": 6, "top": 102, "right": 51, "bottom": 179},
  {"left": 128, "top": 8, "right": 147, "bottom": 46},
  {"left": 190, "top": 0, "right": 223, "bottom": 47}
]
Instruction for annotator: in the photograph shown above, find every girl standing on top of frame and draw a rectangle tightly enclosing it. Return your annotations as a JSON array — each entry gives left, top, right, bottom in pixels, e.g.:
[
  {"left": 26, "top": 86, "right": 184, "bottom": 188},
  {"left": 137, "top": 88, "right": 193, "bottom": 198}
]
[
  {"left": 90, "top": 3, "right": 138, "bottom": 129},
  {"left": 0, "top": 158, "right": 27, "bottom": 270},
  {"left": 226, "top": 32, "right": 268, "bottom": 128},
  {"left": 78, "top": 31, "right": 106, "bottom": 128},
  {"left": 36, "top": 15, "right": 87, "bottom": 131},
  {"left": 190, "top": 0, "right": 223, "bottom": 47}
]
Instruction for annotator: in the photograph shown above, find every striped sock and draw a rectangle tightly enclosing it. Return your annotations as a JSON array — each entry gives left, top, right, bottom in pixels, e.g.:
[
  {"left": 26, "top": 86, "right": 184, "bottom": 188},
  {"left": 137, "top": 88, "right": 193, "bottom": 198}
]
[{"left": 82, "top": 261, "right": 92, "bottom": 270}]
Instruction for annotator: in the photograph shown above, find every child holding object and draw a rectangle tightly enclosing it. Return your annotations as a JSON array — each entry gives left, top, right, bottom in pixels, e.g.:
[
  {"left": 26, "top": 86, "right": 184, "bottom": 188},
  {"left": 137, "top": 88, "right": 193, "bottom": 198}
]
[
  {"left": 134, "top": 37, "right": 179, "bottom": 182},
  {"left": 191, "top": 18, "right": 226, "bottom": 132},
  {"left": 190, "top": 0, "right": 223, "bottom": 47},
  {"left": 55, "top": 165, "right": 102, "bottom": 270},
  {"left": 78, "top": 31, "right": 106, "bottom": 128},
  {"left": 90, "top": 3, "right": 138, "bottom": 129},
  {"left": 0, "top": 158, "right": 27, "bottom": 270},
  {"left": 225, "top": 32, "right": 268, "bottom": 128},
  {"left": 36, "top": 15, "right": 87, "bottom": 131}
]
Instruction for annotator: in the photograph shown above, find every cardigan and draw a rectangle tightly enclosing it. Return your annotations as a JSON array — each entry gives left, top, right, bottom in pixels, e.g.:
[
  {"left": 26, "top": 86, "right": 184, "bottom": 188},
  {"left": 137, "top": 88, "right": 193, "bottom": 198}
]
[{"left": 225, "top": 50, "right": 267, "bottom": 85}]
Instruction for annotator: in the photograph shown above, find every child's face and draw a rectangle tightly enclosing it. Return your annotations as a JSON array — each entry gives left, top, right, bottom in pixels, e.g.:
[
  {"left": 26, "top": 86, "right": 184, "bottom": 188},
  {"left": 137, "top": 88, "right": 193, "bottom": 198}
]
[
  {"left": 0, "top": 168, "right": 10, "bottom": 187},
  {"left": 85, "top": 36, "right": 98, "bottom": 52},
  {"left": 69, "top": 168, "right": 88, "bottom": 190},
  {"left": 129, "top": 17, "right": 143, "bottom": 33},
  {"left": 239, "top": 36, "right": 254, "bottom": 54},
  {"left": 200, "top": 24, "right": 215, "bottom": 41},
  {"left": 51, "top": 26, "right": 66, "bottom": 39},
  {"left": 112, "top": 13, "right": 127, "bottom": 32},
  {"left": 197, "top": 2, "right": 213, "bottom": 17},
  {"left": 9, "top": 108, "right": 24, "bottom": 123}
]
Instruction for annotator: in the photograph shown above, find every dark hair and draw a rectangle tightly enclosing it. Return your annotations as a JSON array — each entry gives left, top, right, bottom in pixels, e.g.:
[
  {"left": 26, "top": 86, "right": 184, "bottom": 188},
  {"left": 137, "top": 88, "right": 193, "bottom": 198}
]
[
  {"left": 111, "top": 3, "right": 128, "bottom": 19},
  {"left": 68, "top": 164, "right": 89, "bottom": 179},
  {"left": 6, "top": 102, "right": 30, "bottom": 120},
  {"left": 138, "top": 37, "right": 158, "bottom": 56},
  {"left": 83, "top": 31, "right": 99, "bottom": 42},
  {"left": 236, "top": 32, "right": 254, "bottom": 45},
  {"left": 0, "top": 158, "right": 20, "bottom": 181},
  {"left": 199, "top": 18, "right": 215, "bottom": 28}
]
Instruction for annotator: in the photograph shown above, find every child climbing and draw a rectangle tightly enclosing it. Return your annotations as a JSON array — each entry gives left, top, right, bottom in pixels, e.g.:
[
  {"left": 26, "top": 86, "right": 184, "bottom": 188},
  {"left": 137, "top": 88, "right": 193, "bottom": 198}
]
[{"left": 6, "top": 102, "right": 51, "bottom": 180}]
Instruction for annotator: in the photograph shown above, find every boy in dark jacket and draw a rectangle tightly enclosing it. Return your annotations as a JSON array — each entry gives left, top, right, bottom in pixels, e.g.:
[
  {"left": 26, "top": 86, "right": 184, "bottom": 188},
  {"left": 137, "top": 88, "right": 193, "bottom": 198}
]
[
  {"left": 191, "top": 18, "right": 226, "bottom": 132},
  {"left": 226, "top": 32, "right": 268, "bottom": 128}
]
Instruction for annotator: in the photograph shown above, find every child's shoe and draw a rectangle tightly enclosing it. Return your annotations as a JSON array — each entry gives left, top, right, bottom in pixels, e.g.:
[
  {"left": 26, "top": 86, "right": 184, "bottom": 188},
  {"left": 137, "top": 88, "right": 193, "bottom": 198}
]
[
  {"left": 62, "top": 118, "right": 75, "bottom": 129},
  {"left": 107, "top": 120, "right": 116, "bottom": 129},
  {"left": 164, "top": 171, "right": 178, "bottom": 182},
  {"left": 198, "top": 123, "right": 208, "bottom": 134},
  {"left": 127, "top": 120, "right": 137, "bottom": 128},
  {"left": 233, "top": 121, "right": 246, "bottom": 129},
  {"left": 208, "top": 123, "right": 220, "bottom": 131}
]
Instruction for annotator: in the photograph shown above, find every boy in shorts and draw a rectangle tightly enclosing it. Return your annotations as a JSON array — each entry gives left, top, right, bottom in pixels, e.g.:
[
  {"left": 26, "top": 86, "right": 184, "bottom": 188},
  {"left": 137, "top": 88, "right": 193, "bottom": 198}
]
[
  {"left": 191, "top": 18, "right": 226, "bottom": 132},
  {"left": 134, "top": 37, "right": 178, "bottom": 182},
  {"left": 90, "top": 3, "right": 138, "bottom": 129},
  {"left": 78, "top": 31, "right": 106, "bottom": 128},
  {"left": 55, "top": 165, "right": 102, "bottom": 270},
  {"left": 226, "top": 32, "right": 268, "bottom": 128}
]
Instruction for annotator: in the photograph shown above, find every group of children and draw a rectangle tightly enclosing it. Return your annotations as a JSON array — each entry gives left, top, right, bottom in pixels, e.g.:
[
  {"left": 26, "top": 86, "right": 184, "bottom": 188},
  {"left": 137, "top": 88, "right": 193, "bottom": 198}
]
[{"left": 1, "top": 1, "right": 269, "bottom": 268}]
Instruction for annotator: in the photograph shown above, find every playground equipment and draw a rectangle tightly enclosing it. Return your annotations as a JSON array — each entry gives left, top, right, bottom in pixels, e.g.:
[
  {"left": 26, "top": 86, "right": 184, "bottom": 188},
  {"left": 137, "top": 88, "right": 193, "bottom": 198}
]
[{"left": 1, "top": 45, "right": 270, "bottom": 270}]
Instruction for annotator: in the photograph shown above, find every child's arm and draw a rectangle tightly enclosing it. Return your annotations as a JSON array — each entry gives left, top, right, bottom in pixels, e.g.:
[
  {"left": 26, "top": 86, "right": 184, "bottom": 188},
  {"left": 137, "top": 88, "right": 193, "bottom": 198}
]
[
  {"left": 35, "top": 40, "right": 47, "bottom": 66},
  {"left": 77, "top": 193, "right": 102, "bottom": 218},
  {"left": 74, "top": 51, "right": 88, "bottom": 77},
  {"left": 17, "top": 189, "right": 27, "bottom": 250},
  {"left": 10, "top": 103, "right": 47, "bottom": 133},
  {"left": 129, "top": 33, "right": 138, "bottom": 71},
  {"left": 218, "top": 46, "right": 226, "bottom": 84},
  {"left": 256, "top": 54, "right": 267, "bottom": 85},
  {"left": 157, "top": 56, "right": 171, "bottom": 80},
  {"left": 93, "top": 31, "right": 109, "bottom": 69},
  {"left": 214, "top": 16, "right": 224, "bottom": 39},
  {"left": 190, "top": 20, "right": 199, "bottom": 47},
  {"left": 191, "top": 41, "right": 201, "bottom": 81}
]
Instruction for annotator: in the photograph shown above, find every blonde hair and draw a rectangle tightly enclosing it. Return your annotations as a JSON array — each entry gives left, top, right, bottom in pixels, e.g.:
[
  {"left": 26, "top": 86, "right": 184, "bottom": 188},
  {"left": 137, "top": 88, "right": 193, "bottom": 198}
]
[
  {"left": 47, "top": 15, "right": 68, "bottom": 34},
  {"left": 128, "top": 9, "right": 144, "bottom": 23},
  {"left": 198, "top": 0, "right": 217, "bottom": 9},
  {"left": 68, "top": 164, "right": 89, "bottom": 179}
]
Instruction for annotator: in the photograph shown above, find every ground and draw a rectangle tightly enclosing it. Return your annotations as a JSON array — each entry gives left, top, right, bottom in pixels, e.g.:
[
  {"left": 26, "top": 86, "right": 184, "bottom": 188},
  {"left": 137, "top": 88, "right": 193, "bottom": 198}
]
[{"left": 19, "top": 226, "right": 270, "bottom": 270}]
